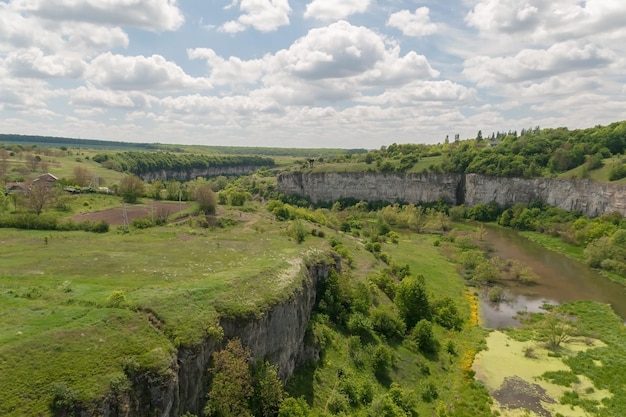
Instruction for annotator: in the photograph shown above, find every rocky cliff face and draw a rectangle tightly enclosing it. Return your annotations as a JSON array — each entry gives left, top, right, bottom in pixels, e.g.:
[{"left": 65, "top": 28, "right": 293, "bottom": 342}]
[
  {"left": 463, "top": 174, "right": 626, "bottom": 217},
  {"left": 75, "top": 254, "right": 338, "bottom": 417},
  {"left": 277, "top": 171, "right": 626, "bottom": 217},
  {"left": 277, "top": 171, "right": 461, "bottom": 206},
  {"left": 139, "top": 165, "right": 266, "bottom": 182}
]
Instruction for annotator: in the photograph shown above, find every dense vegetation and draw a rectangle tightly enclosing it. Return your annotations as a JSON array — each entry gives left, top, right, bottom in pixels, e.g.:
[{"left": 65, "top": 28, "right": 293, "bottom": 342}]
[
  {"left": 0, "top": 133, "right": 159, "bottom": 150},
  {"left": 92, "top": 151, "right": 275, "bottom": 176},
  {"left": 298, "top": 121, "right": 626, "bottom": 181}
]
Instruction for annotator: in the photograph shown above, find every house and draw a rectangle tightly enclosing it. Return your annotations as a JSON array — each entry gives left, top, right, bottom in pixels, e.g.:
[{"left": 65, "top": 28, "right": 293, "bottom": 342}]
[
  {"left": 32, "top": 173, "right": 58, "bottom": 185},
  {"left": 5, "top": 173, "right": 58, "bottom": 195},
  {"left": 5, "top": 182, "right": 28, "bottom": 195}
]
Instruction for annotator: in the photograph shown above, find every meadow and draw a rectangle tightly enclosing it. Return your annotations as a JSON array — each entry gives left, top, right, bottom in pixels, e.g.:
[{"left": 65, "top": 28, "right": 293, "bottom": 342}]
[{"left": 0, "top": 204, "right": 327, "bottom": 416}]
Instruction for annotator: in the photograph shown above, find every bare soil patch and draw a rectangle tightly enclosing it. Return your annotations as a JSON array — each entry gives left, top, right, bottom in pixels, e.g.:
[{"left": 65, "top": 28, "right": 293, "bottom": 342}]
[
  {"left": 73, "top": 201, "right": 191, "bottom": 226},
  {"left": 493, "top": 376, "right": 555, "bottom": 417}
]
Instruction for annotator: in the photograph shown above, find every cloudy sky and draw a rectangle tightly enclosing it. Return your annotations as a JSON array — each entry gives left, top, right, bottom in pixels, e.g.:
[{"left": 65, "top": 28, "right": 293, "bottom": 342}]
[{"left": 1, "top": 0, "right": 625, "bottom": 149}]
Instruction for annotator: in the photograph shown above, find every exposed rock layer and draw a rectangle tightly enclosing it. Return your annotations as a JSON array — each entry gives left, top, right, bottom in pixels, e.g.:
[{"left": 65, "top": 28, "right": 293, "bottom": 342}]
[
  {"left": 138, "top": 165, "right": 266, "bottom": 182},
  {"left": 277, "top": 171, "right": 626, "bottom": 217}
]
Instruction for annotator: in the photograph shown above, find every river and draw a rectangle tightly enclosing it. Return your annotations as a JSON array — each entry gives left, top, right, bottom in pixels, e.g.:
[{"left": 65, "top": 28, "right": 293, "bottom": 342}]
[{"left": 478, "top": 226, "right": 626, "bottom": 328}]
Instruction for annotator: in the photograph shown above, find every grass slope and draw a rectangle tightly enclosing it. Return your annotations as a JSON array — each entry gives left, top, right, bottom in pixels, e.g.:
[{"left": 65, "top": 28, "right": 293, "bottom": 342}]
[{"left": 0, "top": 210, "right": 327, "bottom": 416}]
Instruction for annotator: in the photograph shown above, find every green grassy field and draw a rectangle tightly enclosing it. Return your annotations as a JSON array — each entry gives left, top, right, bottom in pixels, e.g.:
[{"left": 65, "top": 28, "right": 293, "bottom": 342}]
[{"left": 0, "top": 210, "right": 328, "bottom": 416}]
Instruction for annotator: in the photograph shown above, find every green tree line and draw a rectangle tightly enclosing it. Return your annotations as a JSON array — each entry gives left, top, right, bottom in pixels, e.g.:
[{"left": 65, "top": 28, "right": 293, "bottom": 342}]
[{"left": 92, "top": 151, "right": 275, "bottom": 176}]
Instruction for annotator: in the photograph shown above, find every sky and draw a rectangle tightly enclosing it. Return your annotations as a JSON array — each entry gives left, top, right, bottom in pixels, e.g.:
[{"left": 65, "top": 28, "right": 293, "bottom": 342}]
[{"left": 0, "top": 0, "right": 625, "bottom": 149}]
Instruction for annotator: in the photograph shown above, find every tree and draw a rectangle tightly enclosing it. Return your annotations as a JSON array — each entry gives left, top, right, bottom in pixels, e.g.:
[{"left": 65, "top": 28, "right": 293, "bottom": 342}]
[
  {"left": 0, "top": 149, "right": 9, "bottom": 178},
  {"left": 27, "top": 179, "right": 55, "bottom": 214},
  {"left": 252, "top": 361, "right": 285, "bottom": 417},
  {"left": 278, "top": 397, "right": 311, "bottom": 417},
  {"left": 119, "top": 175, "right": 144, "bottom": 203},
  {"left": 148, "top": 180, "right": 164, "bottom": 200},
  {"left": 394, "top": 275, "right": 431, "bottom": 329},
  {"left": 540, "top": 311, "right": 575, "bottom": 350},
  {"left": 287, "top": 220, "right": 307, "bottom": 243},
  {"left": 205, "top": 338, "right": 253, "bottom": 417},
  {"left": 410, "top": 319, "right": 438, "bottom": 353},
  {"left": 194, "top": 184, "right": 217, "bottom": 214},
  {"left": 0, "top": 189, "right": 8, "bottom": 213},
  {"left": 25, "top": 153, "right": 40, "bottom": 171},
  {"left": 72, "top": 166, "right": 92, "bottom": 187}
]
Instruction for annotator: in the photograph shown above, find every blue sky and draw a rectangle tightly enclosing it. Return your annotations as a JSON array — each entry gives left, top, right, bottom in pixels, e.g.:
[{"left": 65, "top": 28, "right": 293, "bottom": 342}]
[{"left": 1, "top": 0, "right": 625, "bottom": 149}]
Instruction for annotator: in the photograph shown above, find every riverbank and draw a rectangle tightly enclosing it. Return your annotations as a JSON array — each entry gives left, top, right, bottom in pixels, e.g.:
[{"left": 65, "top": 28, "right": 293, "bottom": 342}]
[{"left": 519, "top": 230, "right": 626, "bottom": 286}]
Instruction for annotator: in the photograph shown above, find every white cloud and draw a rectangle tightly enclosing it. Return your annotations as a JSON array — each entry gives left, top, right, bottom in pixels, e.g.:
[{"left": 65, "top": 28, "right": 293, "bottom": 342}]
[
  {"left": 5, "top": 48, "right": 87, "bottom": 78},
  {"left": 187, "top": 48, "right": 265, "bottom": 86},
  {"left": 12, "top": 0, "right": 184, "bottom": 32},
  {"left": 279, "top": 21, "right": 387, "bottom": 79},
  {"left": 304, "top": 0, "right": 371, "bottom": 21},
  {"left": 87, "top": 53, "right": 211, "bottom": 91},
  {"left": 220, "top": 0, "right": 291, "bottom": 33},
  {"left": 463, "top": 41, "right": 614, "bottom": 87},
  {"left": 357, "top": 80, "right": 476, "bottom": 105},
  {"left": 387, "top": 7, "right": 438, "bottom": 37},
  {"left": 466, "top": 0, "right": 626, "bottom": 43},
  {"left": 466, "top": 0, "right": 542, "bottom": 34},
  {"left": 70, "top": 86, "right": 155, "bottom": 109}
]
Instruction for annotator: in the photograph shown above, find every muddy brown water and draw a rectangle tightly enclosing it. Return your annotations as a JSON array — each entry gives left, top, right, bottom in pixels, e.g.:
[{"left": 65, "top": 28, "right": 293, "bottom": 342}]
[{"left": 479, "top": 226, "right": 626, "bottom": 328}]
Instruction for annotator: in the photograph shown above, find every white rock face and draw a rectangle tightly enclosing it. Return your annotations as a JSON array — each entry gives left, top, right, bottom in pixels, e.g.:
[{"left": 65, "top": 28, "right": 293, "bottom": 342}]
[
  {"left": 278, "top": 171, "right": 462, "bottom": 205},
  {"left": 463, "top": 174, "right": 626, "bottom": 217},
  {"left": 278, "top": 171, "right": 626, "bottom": 217}
]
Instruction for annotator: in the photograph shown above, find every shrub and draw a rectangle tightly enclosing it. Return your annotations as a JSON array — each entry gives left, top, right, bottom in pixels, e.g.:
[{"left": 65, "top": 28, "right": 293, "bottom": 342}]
[
  {"left": 106, "top": 290, "right": 128, "bottom": 308},
  {"left": 131, "top": 217, "right": 154, "bottom": 229},
  {"left": 372, "top": 345, "right": 395, "bottom": 376},
  {"left": 394, "top": 275, "right": 431, "bottom": 329},
  {"left": 347, "top": 312, "right": 373, "bottom": 337},
  {"left": 410, "top": 320, "right": 438, "bottom": 353},
  {"left": 287, "top": 220, "right": 307, "bottom": 244},
  {"left": 432, "top": 297, "right": 463, "bottom": 331},
  {"left": 371, "top": 308, "right": 406, "bottom": 339},
  {"left": 326, "top": 392, "right": 349, "bottom": 414},
  {"left": 368, "top": 271, "right": 397, "bottom": 300},
  {"left": 278, "top": 397, "right": 311, "bottom": 417}
]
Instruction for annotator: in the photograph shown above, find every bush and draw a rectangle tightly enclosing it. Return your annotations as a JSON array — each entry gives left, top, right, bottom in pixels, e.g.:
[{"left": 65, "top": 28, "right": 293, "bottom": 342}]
[
  {"left": 106, "top": 290, "right": 128, "bottom": 308},
  {"left": 410, "top": 319, "right": 438, "bottom": 353},
  {"left": 368, "top": 271, "right": 397, "bottom": 300},
  {"left": 326, "top": 392, "right": 349, "bottom": 414},
  {"left": 347, "top": 312, "right": 373, "bottom": 337},
  {"left": 278, "top": 397, "right": 311, "bottom": 417},
  {"left": 131, "top": 217, "right": 154, "bottom": 229},
  {"left": 287, "top": 220, "right": 307, "bottom": 244},
  {"left": 372, "top": 345, "right": 395, "bottom": 376},
  {"left": 432, "top": 297, "right": 463, "bottom": 331},
  {"left": 371, "top": 309, "right": 406, "bottom": 339}
]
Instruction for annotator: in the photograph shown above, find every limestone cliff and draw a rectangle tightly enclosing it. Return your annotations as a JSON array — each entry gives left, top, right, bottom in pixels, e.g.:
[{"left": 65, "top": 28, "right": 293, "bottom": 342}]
[
  {"left": 463, "top": 174, "right": 626, "bottom": 217},
  {"left": 138, "top": 165, "right": 267, "bottom": 182},
  {"left": 277, "top": 171, "right": 461, "bottom": 206},
  {"left": 277, "top": 171, "right": 626, "bottom": 217}
]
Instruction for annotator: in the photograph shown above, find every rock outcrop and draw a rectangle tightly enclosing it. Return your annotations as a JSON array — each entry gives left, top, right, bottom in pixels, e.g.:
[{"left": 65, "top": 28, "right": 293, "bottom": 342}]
[{"left": 277, "top": 171, "right": 626, "bottom": 217}]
